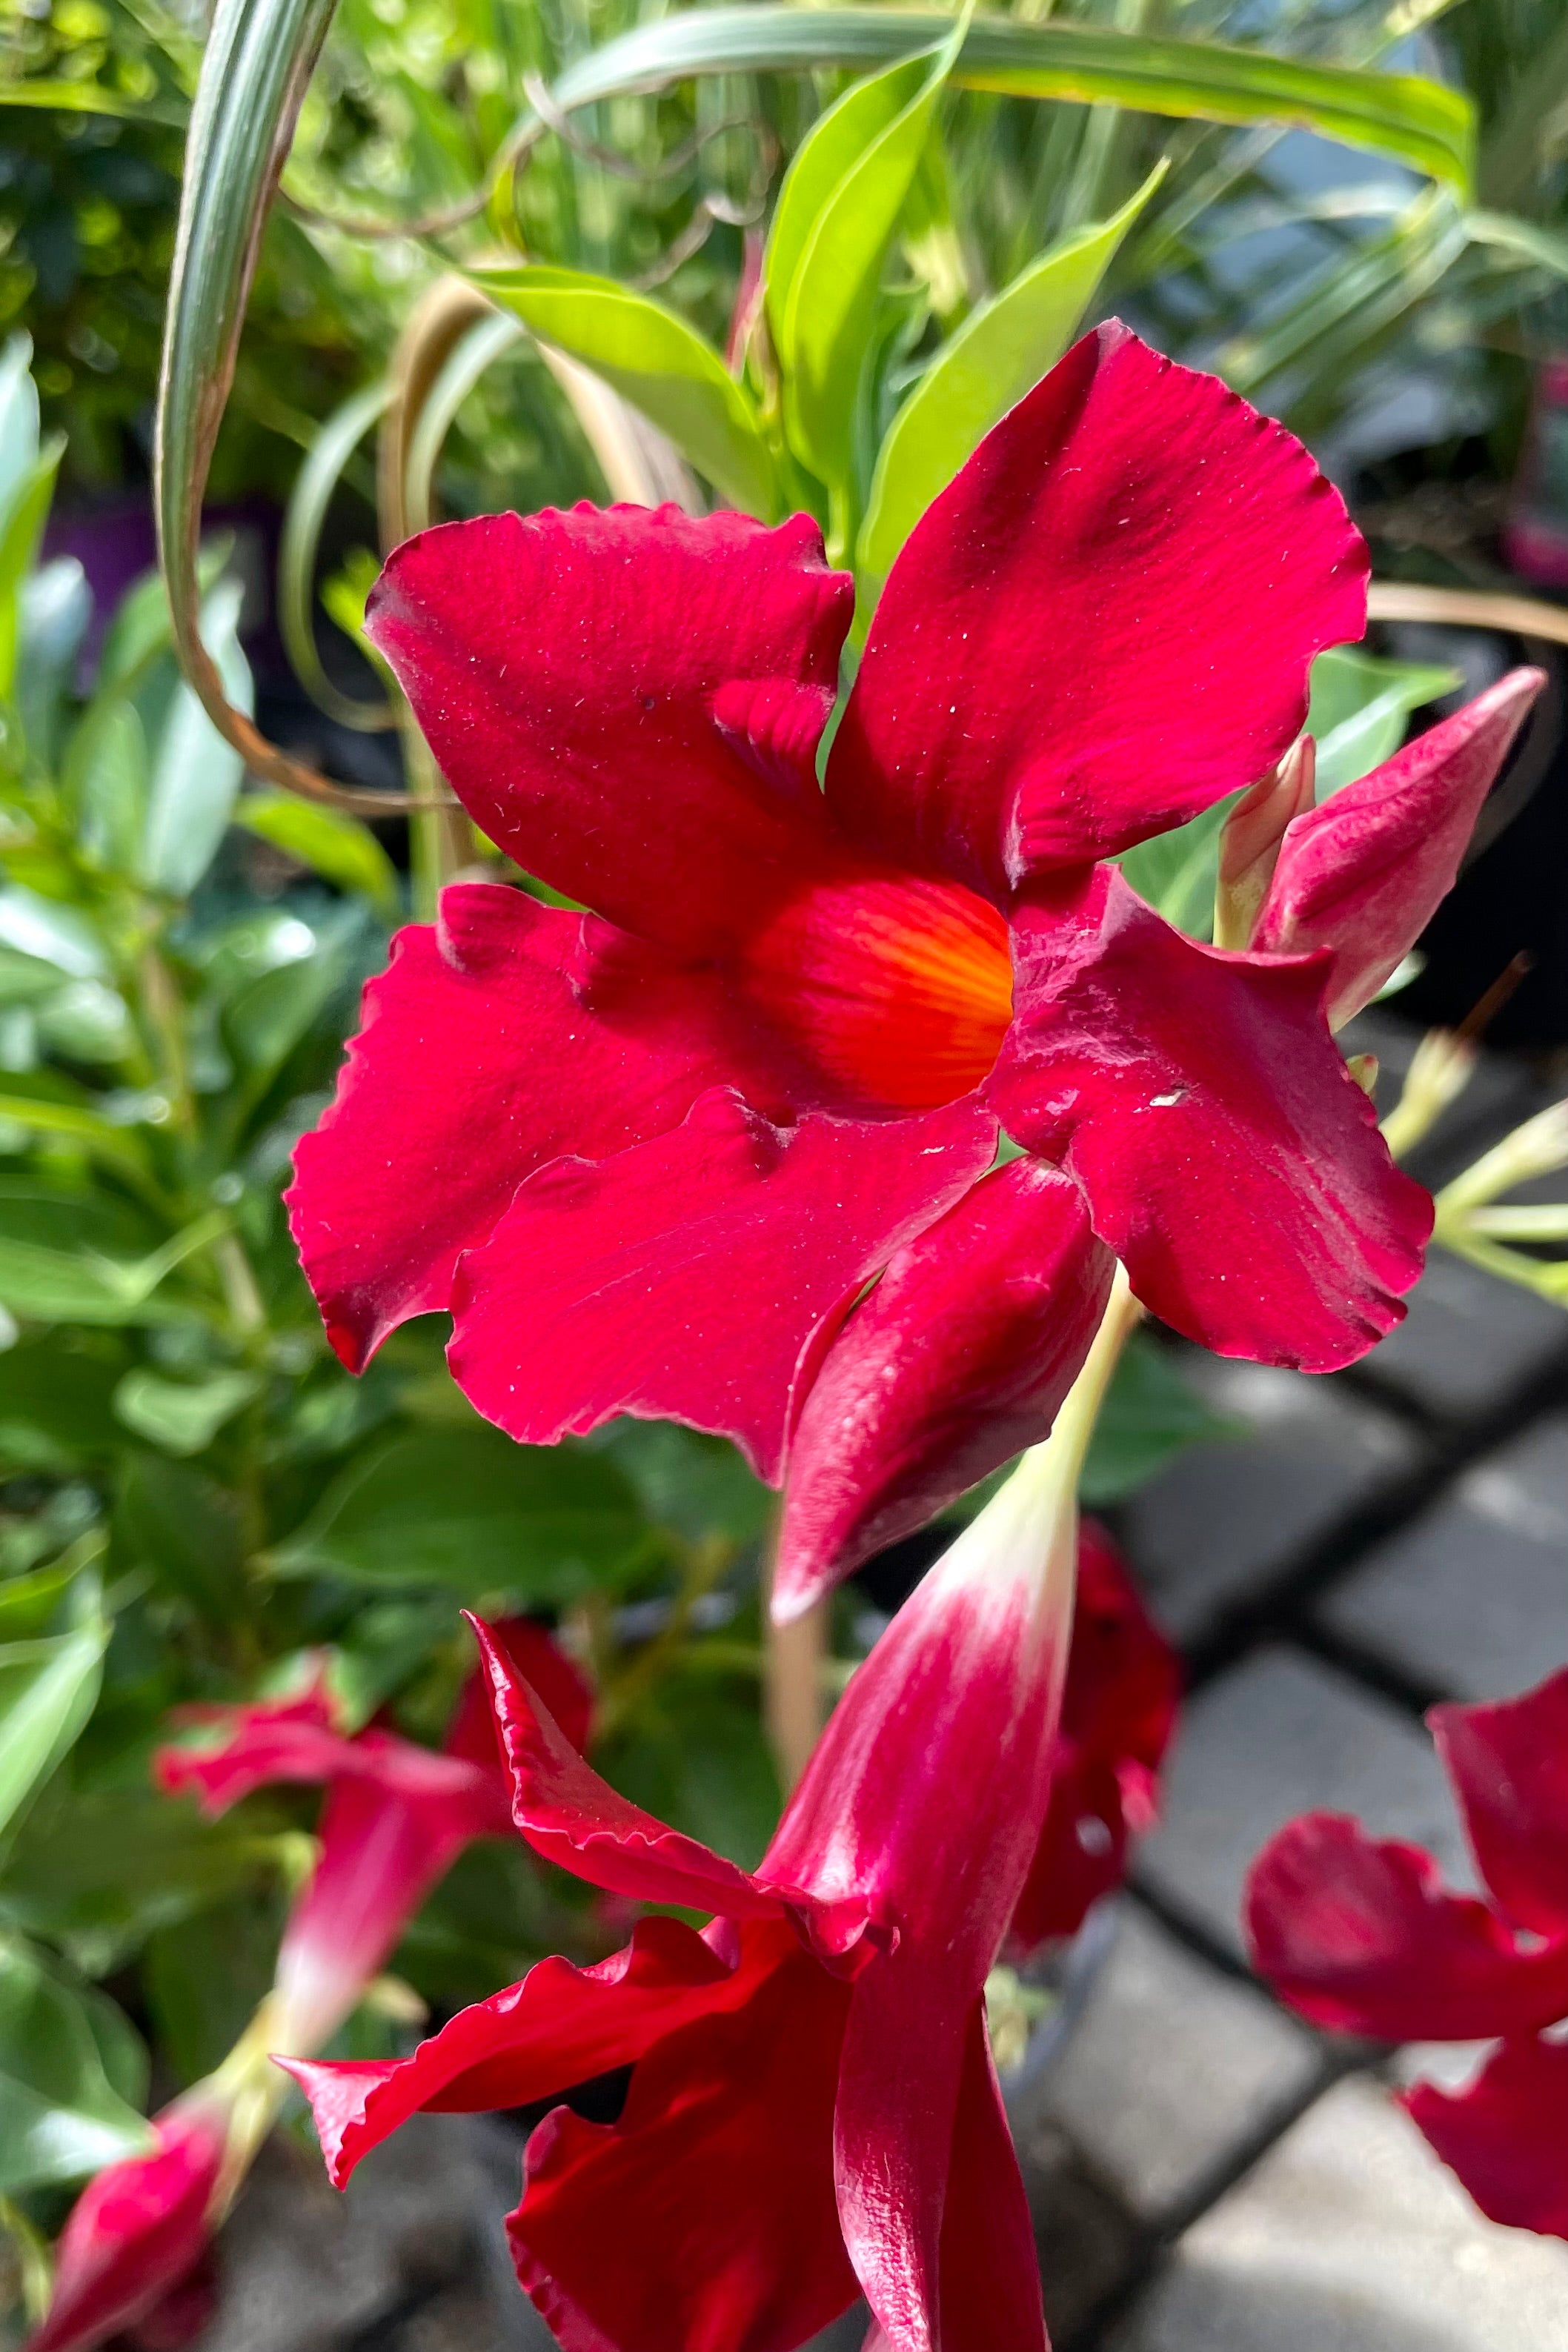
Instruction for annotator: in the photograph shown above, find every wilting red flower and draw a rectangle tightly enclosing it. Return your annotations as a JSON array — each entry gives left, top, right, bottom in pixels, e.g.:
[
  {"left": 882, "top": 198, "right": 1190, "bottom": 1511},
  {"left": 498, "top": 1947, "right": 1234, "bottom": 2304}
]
[
  {"left": 288, "top": 321, "right": 1538, "bottom": 1616},
  {"left": 284, "top": 1452, "right": 1092, "bottom": 2352},
  {"left": 1246, "top": 1664, "right": 1568, "bottom": 2236},
  {"left": 1007, "top": 1520, "right": 1180, "bottom": 1955},
  {"left": 158, "top": 1618, "right": 589, "bottom": 2051},
  {"left": 24, "top": 2090, "right": 228, "bottom": 2352}
]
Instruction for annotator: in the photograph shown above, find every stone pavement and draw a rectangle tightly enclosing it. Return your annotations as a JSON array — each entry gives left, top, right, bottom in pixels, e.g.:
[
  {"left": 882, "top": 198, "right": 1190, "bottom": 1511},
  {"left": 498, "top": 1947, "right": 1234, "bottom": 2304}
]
[{"left": 187, "top": 1034, "right": 1568, "bottom": 2352}]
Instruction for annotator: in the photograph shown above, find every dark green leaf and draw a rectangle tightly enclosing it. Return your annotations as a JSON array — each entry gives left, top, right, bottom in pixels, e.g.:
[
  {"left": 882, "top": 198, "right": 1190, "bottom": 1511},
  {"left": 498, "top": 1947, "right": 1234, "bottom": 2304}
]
[
  {"left": 594, "top": 1422, "right": 773, "bottom": 1550},
  {"left": 0, "top": 1578, "right": 107, "bottom": 1843},
  {"left": 144, "top": 1890, "right": 285, "bottom": 2084},
  {"left": 0, "top": 1937, "right": 154, "bottom": 2193},
  {"left": 0, "top": 1338, "right": 126, "bottom": 1472},
  {"left": 115, "top": 1453, "right": 249, "bottom": 1621},
  {"left": 269, "top": 1426, "right": 653, "bottom": 1602},
  {"left": 1080, "top": 1334, "right": 1240, "bottom": 1504}
]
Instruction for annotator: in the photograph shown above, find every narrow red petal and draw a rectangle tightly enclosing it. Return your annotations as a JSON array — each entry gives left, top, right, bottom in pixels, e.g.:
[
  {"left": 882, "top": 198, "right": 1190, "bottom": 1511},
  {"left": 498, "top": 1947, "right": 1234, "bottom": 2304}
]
[
  {"left": 828, "top": 321, "right": 1366, "bottom": 897},
  {"left": 508, "top": 1928, "right": 857, "bottom": 2352},
  {"left": 1254, "top": 668, "right": 1546, "bottom": 1024},
  {"left": 25, "top": 2094, "right": 228, "bottom": 2352},
  {"left": 989, "top": 866, "right": 1432, "bottom": 1372},
  {"left": 153, "top": 1681, "right": 345, "bottom": 1815},
  {"left": 1245, "top": 1813, "right": 1568, "bottom": 2040},
  {"left": 365, "top": 506, "right": 851, "bottom": 955},
  {"left": 1404, "top": 2037, "right": 1568, "bottom": 2238},
  {"left": 774, "top": 1158, "right": 1113, "bottom": 1618},
  {"left": 445, "top": 1617, "right": 594, "bottom": 1767},
  {"left": 287, "top": 887, "right": 809, "bottom": 1372},
  {"left": 1007, "top": 1520, "right": 1180, "bottom": 1953},
  {"left": 926, "top": 2004, "right": 1047, "bottom": 2352},
  {"left": 448, "top": 1088, "right": 995, "bottom": 1482},
  {"left": 280, "top": 1915, "right": 743, "bottom": 2187},
  {"left": 1431, "top": 1667, "right": 1568, "bottom": 1939},
  {"left": 468, "top": 1617, "right": 789, "bottom": 1923}
]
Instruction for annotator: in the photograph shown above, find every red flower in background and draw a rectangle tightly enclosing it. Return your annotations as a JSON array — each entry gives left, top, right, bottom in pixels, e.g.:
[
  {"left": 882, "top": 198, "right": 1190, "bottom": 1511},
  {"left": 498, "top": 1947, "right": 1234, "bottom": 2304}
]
[
  {"left": 1009, "top": 1520, "right": 1180, "bottom": 1956},
  {"left": 287, "top": 320, "right": 1541, "bottom": 1618},
  {"left": 24, "top": 2093, "right": 229, "bottom": 2352},
  {"left": 285, "top": 1449, "right": 1094, "bottom": 2352},
  {"left": 1246, "top": 1664, "right": 1568, "bottom": 2237},
  {"left": 158, "top": 1618, "right": 590, "bottom": 2051}
]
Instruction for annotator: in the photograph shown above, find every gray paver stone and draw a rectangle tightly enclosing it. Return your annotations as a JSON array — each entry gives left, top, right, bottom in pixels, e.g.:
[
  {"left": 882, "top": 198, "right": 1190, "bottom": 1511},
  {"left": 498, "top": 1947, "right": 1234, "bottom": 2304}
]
[
  {"left": 1356, "top": 1246, "right": 1567, "bottom": 1421},
  {"left": 1113, "top": 1362, "right": 1417, "bottom": 1643},
  {"left": 1017, "top": 1902, "right": 1321, "bottom": 2222},
  {"left": 1109, "top": 2073, "right": 1568, "bottom": 2352},
  {"left": 1321, "top": 1415, "right": 1568, "bottom": 1701},
  {"left": 1135, "top": 1647, "right": 1468, "bottom": 1959}
]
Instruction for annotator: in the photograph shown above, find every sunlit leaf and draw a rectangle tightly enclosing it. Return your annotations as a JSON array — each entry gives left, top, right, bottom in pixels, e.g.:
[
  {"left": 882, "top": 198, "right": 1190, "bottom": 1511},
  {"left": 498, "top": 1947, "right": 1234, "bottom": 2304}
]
[
  {"left": 471, "top": 266, "right": 780, "bottom": 517},
  {"left": 233, "top": 791, "right": 399, "bottom": 919},
  {"left": 0, "top": 1939, "right": 154, "bottom": 2194}
]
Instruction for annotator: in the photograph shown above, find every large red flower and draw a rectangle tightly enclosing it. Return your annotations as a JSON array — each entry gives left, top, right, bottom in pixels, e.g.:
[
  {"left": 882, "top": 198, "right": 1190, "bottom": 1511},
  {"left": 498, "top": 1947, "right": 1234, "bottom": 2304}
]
[
  {"left": 288, "top": 323, "right": 1538, "bottom": 1615},
  {"left": 158, "top": 1618, "right": 588, "bottom": 2051},
  {"left": 284, "top": 1452, "right": 1089, "bottom": 2352},
  {"left": 1246, "top": 1664, "right": 1568, "bottom": 2238}
]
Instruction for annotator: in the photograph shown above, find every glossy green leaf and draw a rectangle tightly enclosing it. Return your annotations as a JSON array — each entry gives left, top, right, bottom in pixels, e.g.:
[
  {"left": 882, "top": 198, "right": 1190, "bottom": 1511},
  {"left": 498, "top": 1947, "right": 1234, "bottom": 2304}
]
[
  {"left": 775, "top": 29, "right": 966, "bottom": 499},
  {"left": 233, "top": 791, "right": 399, "bottom": 918},
  {"left": 66, "top": 697, "right": 150, "bottom": 877},
  {"left": 1081, "top": 1334, "right": 1241, "bottom": 1503},
  {"left": 0, "top": 79, "right": 187, "bottom": 127},
  {"left": 0, "top": 1580, "right": 107, "bottom": 1843},
  {"left": 472, "top": 267, "right": 779, "bottom": 518},
  {"left": 594, "top": 1423, "right": 773, "bottom": 1550},
  {"left": 1117, "top": 794, "right": 1240, "bottom": 940},
  {"left": 0, "top": 443, "right": 63, "bottom": 702},
  {"left": 0, "top": 886, "right": 103, "bottom": 980},
  {"left": 1308, "top": 645, "right": 1459, "bottom": 797},
  {"left": 138, "top": 577, "right": 254, "bottom": 898},
  {"left": 269, "top": 1426, "right": 654, "bottom": 1601},
  {"left": 115, "top": 1453, "right": 248, "bottom": 1620},
  {"left": 113, "top": 1369, "right": 264, "bottom": 1458},
  {"left": 599, "top": 1668, "right": 779, "bottom": 1870},
  {"left": 0, "top": 948, "right": 70, "bottom": 1012},
  {"left": 858, "top": 163, "right": 1165, "bottom": 598},
  {"left": 0, "top": 338, "right": 39, "bottom": 515},
  {"left": 18, "top": 557, "right": 91, "bottom": 771},
  {"left": 545, "top": 12, "right": 1475, "bottom": 191},
  {"left": 0, "top": 1186, "right": 197, "bottom": 1329},
  {"left": 0, "top": 1939, "right": 154, "bottom": 2193},
  {"left": 0, "top": 1338, "right": 125, "bottom": 1473}
]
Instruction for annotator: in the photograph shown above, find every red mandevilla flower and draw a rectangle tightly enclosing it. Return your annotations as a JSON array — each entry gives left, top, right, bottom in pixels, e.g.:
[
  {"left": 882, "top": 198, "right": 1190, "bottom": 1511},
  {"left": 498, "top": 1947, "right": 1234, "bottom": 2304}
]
[
  {"left": 1246, "top": 1664, "right": 1568, "bottom": 2237},
  {"left": 23, "top": 2092, "right": 229, "bottom": 2352},
  {"left": 157, "top": 1618, "right": 590, "bottom": 2052},
  {"left": 286, "top": 321, "right": 1541, "bottom": 1621},
  {"left": 1007, "top": 1518, "right": 1180, "bottom": 1956},
  {"left": 282, "top": 1446, "right": 1096, "bottom": 2352}
]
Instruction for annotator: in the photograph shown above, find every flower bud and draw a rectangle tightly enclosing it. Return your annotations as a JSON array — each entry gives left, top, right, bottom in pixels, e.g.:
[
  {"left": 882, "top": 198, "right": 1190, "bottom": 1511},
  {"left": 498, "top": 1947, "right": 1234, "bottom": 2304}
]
[{"left": 1215, "top": 736, "right": 1316, "bottom": 951}]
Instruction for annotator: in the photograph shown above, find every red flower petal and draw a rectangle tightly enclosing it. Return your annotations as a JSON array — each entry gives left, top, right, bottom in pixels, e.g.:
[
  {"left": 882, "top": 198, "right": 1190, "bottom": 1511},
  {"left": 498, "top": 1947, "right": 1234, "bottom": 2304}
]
[
  {"left": 1007, "top": 1521, "right": 1180, "bottom": 1953},
  {"left": 509, "top": 1929, "right": 857, "bottom": 2352},
  {"left": 768, "top": 1469, "right": 1076, "bottom": 2342},
  {"left": 447, "top": 1087, "right": 996, "bottom": 1481},
  {"left": 1404, "top": 2036, "right": 1568, "bottom": 2238},
  {"left": 774, "top": 1158, "right": 1114, "bottom": 1618},
  {"left": 828, "top": 321, "right": 1366, "bottom": 898},
  {"left": 1254, "top": 669, "right": 1546, "bottom": 1026},
  {"left": 923, "top": 2004, "right": 1048, "bottom": 2352},
  {"left": 281, "top": 1914, "right": 747, "bottom": 2187},
  {"left": 1431, "top": 1667, "right": 1568, "bottom": 1939},
  {"left": 445, "top": 1616, "right": 594, "bottom": 1767},
  {"left": 364, "top": 506, "right": 851, "bottom": 956},
  {"left": 154, "top": 1679, "right": 345, "bottom": 1813},
  {"left": 468, "top": 1617, "right": 793, "bottom": 1925},
  {"left": 989, "top": 866, "right": 1432, "bottom": 1372},
  {"left": 26, "top": 2093, "right": 227, "bottom": 2352},
  {"left": 288, "top": 887, "right": 810, "bottom": 1372},
  {"left": 1245, "top": 1813, "right": 1568, "bottom": 2040}
]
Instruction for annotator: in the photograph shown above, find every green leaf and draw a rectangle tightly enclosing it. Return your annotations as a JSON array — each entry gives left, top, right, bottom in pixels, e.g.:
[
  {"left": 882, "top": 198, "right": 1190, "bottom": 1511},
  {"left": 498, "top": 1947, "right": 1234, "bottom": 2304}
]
[
  {"left": 545, "top": 12, "right": 1475, "bottom": 192},
  {"left": 0, "top": 443, "right": 64, "bottom": 702},
  {"left": 773, "top": 30, "right": 965, "bottom": 502},
  {"left": 113, "top": 1369, "right": 264, "bottom": 1458},
  {"left": 0, "top": 1788, "right": 282, "bottom": 1973},
  {"left": 0, "top": 1581, "right": 107, "bottom": 1844},
  {"left": 270, "top": 1426, "right": 654, "bottom": 1602},
  {"left": 1308, "top": 645, "right": 1458, "bottom": 797},
  {"left": 65, "top": 697, "right": 151, "bottom": 876},
  {"left": 219, "top": 917, "right": 355, "bottom": 1089},
  {"left": 138, "top": 577, "right": 254, "bottom": 898},
  {"left": 594, "top": 1422, "right": 773, "bottom": 1551},
  {"left": 144, "top": 1892, "right": 285, "bottom": 2084},
  {"left": 0, "top": 337, "right": 40, "bottom": 516},
  {"left": 472, "top": 266, "right": 780, "bottom": 519},
  {"left": 0, "top": 947, "right": 72, "bottom": 1011},
  {"left": 0, "top": 79, "right": 188, "bottom": 127},
  {"left": 18, "top": 557, "right": 90, "bottom": 770},
  {"left": 599, "top": 1667, "right": 779, "bottom": 1872},
  {"left": 0, "top": 1338, "right": 125, "bottom": 1473},
  {"left": 1081, "top": 1333, "right": 1240, "bottom": 1504},
  {"left": 0, "top": 886, "right": 104, "bottom": 980},
  {"left": 115, "top": 1454, "right": 248, "bottom": 1620},
  {"left": 0, "top": 1185, "right": 196, "bottom": 1329},
  {"left": 233, "top": 790, "right": 399, "bottom": 917},
  {"left": 858, "top": 163, "right": 1164, "bottom": 599},
  {"left": 1117, "top": 794, "right": 1240, "bottom": 939},
  {"left": 0, "top": 1938, "right": 155, "bottom": 2194}
]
